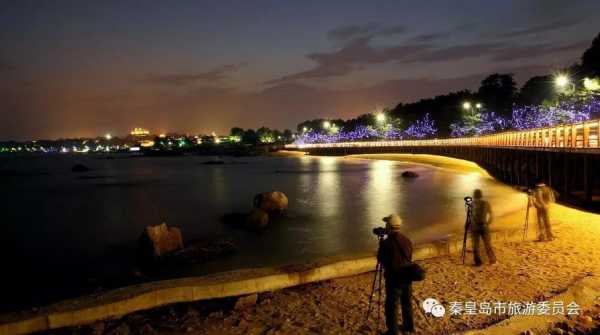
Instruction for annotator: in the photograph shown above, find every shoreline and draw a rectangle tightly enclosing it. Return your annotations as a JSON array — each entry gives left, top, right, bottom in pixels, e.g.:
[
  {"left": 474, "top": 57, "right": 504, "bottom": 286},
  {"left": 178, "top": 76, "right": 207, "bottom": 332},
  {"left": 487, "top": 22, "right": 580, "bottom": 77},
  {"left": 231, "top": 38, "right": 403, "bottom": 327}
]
[
  {"left": 3, "top": 152, "right": 600, "bottom": 334},
  {"left": 0, "top": 206, "right": 527, "bottom": 335}
]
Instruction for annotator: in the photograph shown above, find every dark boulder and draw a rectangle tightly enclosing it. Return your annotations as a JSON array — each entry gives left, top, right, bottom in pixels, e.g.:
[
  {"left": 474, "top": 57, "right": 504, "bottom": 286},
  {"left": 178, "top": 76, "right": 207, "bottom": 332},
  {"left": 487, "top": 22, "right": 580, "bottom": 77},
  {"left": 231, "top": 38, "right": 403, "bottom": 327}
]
[
  {"left": 72, "top": 164, "right": 91, "bottom": 172},
  {"left": 401, "top": 171, "right": 419, "bottom": 178}
]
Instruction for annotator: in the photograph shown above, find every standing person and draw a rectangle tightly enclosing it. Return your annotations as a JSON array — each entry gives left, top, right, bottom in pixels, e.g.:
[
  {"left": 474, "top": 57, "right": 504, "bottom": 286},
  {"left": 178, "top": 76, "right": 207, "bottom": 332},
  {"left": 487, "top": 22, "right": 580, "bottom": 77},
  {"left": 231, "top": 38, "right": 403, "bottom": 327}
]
[
  {"left": 377, "top": 214, "right": 414, "bottom": 335},
  {"left": 531, "top": 178, "right": 556, "bottom": 241},
  {"left": 470, "top": 189, "right": 497, "bottom": 266}
]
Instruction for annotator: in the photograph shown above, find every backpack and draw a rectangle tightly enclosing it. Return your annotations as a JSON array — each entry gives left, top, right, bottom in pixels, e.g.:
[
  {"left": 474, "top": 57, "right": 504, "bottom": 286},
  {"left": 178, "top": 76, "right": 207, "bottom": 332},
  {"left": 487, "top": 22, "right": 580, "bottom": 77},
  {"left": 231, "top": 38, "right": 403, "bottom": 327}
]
[{"left": 389, "top": 237, "right": 425, "bottom": 282}]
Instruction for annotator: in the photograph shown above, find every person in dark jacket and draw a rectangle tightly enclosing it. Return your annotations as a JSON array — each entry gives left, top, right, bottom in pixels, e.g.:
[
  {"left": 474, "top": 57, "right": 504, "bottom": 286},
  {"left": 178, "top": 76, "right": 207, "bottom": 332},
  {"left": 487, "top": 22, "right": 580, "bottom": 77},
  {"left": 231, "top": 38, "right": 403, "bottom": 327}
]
[
  {"left": 377, "top": 214, "right": 414, "bottom": 335},
  {"left": 470, "top": 189, "right": 497, "bottom": 266},
  {"left": 531, "top": 178, "right": 556, "bottom": 241}
]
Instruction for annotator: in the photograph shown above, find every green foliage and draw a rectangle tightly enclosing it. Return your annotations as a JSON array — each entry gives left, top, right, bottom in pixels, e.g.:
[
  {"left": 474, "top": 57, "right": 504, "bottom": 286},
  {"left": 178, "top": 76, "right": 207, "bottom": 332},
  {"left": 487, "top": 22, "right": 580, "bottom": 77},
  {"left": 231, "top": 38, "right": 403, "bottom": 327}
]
[
  {"left": 477, "top": 73, "right": 517, "bottom": 117},
  {"left": 517, "top": 75, "right": 557, "bottom": 106},
  {"left": 582, "top": 33, "right": 600, "bottom": 77}
]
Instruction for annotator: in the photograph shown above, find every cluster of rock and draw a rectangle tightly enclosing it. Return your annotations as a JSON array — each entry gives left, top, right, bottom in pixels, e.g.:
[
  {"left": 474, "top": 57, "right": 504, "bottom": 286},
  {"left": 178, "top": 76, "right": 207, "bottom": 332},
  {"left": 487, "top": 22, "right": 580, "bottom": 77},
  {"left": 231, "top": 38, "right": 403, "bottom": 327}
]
[
  {"left": 138, "top": 222, "right": 237, "bottom": 266},
  {"left": 245, "top": 191, "right": 288, "bottom": 230}
]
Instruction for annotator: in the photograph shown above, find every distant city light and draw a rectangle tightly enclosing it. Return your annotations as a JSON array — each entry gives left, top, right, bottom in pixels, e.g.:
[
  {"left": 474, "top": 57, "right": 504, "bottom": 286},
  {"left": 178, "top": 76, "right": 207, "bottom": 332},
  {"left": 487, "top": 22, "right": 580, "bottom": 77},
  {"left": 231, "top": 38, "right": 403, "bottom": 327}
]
[
  {"left": 323, "top": 121, "right": 331, "bottom": 129},
  {"left": 462, "top": 102, "right": 472, "bottom": 110},
  {"left": 215, "top": 138, "right": 221, "bottom": 144},
  {"left": 159, "top": 133, "right": 166, "bottom": 138},
  {"left": 105, "top": 133, "right": 112, "bottom": 140},
  {"left": 129, "top": 146, "right": 141, "bottom": 152},
  {"left": 475, "top": 103, "right": 483, "bottom": 109},
  {"left": 376, "top": 113, "right": 386, "bottom": 123},
  {"left": 302, "top": 127, "right": 308, "bottom": 132},
  {"left": 131, "top": 127, "right": 150, "bottom": 136},
  {"left": 583, "top": 77, "right": 600, "bottom": 91}
]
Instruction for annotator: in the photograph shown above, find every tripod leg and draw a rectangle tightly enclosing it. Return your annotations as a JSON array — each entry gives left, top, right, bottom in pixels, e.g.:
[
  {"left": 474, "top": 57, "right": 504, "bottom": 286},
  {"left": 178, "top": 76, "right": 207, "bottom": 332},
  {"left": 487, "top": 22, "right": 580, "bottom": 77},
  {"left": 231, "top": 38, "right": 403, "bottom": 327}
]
[
  {"left": 365, "top": 263, "right": 379, "bottom": 323},
  {"left": 377, "top": 265, "right": 383, "bottom": 333},
  {"left": 523, "top": 201, "right": 530, "bottom": 240},
  {"left": 412, "top": 295, "right": 433, "bottom": 329}
]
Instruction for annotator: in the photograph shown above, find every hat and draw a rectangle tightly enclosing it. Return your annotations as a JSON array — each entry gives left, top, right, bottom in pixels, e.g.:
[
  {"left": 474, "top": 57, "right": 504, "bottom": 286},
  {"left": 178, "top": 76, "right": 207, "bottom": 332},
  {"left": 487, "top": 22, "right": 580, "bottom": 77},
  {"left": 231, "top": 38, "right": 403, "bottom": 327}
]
[{"left": 382, "top": 214, "right": 402, "bottom": 230}]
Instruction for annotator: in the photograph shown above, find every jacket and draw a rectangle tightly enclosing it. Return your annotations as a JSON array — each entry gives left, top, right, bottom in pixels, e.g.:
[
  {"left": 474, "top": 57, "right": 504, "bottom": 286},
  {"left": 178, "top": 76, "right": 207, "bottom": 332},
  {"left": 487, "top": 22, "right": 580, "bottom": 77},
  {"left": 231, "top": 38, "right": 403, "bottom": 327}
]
[
  {"left": 532, "top": 185, "right": 556, "bottom": 210},
  {"left": 377, "top": 232, "right": 413, "bottom": 282}
]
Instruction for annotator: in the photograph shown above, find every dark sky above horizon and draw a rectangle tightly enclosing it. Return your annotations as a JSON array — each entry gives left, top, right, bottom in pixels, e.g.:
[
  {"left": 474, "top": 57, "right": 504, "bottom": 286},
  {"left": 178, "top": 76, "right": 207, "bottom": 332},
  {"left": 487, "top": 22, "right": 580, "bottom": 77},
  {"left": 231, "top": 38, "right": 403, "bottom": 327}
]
[{"left": 1, "top": 0, "right": 599, "bottom": 140}]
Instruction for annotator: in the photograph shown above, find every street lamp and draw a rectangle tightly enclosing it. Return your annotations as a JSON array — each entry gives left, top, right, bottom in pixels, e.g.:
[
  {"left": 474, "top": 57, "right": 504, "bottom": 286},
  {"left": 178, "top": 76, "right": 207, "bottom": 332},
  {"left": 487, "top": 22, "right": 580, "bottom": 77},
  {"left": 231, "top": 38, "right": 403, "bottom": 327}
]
[
  {"left": 462, "top": 102, "right": 472, "bottom": 110},
  {"left": 105, "top": 133, "right": 112, "bottom": 140},
  {"left": 555, "top": 74, "right": 570, "bottom": 89},
  {"left": 323, "top": 121, "right": 331, "bottom": 129},
  {"left": 583, "top": 77, "right": 600, "bottom": 91},
  {"left": 475, "top": 103, "right": 482, "bottom": 109},
  {"left": 302, "top": 127, "right": 308, "bottom": 132},
  {"left": 376, "top": 113, "right": 386, "bottom": 123}
]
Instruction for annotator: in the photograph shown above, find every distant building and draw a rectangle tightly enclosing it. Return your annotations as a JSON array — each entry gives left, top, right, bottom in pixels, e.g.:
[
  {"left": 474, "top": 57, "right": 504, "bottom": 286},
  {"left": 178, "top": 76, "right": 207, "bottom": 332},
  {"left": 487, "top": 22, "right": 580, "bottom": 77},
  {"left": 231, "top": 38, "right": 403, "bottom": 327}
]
[{"left": 131, "top": 127, "right": 150, "bottom": 137}]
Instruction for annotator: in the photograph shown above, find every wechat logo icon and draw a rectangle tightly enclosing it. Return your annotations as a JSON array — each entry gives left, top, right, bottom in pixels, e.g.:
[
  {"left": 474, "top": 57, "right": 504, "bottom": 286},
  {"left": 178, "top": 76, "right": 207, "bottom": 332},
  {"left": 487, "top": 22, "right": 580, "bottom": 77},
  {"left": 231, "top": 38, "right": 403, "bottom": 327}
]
[{"left": 422, "top": 298, "right": 445, "bottom": 318}]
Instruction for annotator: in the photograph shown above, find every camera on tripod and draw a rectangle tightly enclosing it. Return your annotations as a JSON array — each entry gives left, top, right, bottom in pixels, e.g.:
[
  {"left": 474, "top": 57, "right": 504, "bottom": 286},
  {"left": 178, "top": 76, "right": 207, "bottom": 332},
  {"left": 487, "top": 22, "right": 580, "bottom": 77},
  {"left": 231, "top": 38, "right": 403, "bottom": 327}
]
[
  {"left": 372, "top": 227, "right": 387, "bottom": 238},
  {"left": 464, "top": 196, "right": 473, "bottom": 205}
]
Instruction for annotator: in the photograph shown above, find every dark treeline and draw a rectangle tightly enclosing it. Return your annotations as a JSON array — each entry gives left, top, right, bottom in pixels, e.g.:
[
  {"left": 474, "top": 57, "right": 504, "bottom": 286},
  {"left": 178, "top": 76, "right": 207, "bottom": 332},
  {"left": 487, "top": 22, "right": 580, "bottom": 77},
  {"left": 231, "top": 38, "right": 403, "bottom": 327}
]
[{"left": 296, "top": 33, "right": 600, "bottom": 138}]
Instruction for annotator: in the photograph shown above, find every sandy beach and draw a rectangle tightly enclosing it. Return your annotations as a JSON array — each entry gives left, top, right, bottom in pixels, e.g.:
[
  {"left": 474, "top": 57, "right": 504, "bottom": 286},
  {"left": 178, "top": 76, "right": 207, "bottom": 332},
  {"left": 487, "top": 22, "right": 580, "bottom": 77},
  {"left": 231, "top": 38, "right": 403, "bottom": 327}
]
[{"left": 43, "top": 154, "right": 600, "bottom": 334}]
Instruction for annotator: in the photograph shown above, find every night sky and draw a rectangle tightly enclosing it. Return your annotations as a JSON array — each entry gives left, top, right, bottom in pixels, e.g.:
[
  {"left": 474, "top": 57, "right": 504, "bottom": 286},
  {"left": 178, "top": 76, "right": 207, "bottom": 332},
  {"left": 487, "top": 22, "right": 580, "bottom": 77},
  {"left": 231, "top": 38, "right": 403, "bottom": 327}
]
[{"left": 1, "top": 0, "right": 598, "bottom": 140}]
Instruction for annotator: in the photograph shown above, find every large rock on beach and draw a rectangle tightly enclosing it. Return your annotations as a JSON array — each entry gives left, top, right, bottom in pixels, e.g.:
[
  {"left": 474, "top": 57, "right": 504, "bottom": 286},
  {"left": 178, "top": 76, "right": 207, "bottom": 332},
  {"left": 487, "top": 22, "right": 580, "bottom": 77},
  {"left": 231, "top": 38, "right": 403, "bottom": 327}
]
[
  {"left": 401, "top": 170, "right": 419, "bottom": 178},
  {"left": 253, "top": 191, "right": 288, "bottom": 215},
  {"left": 245, "top": 208, "right": 269, "bottom": 229},
  {"left": 140, "top": 223, "right": 184, "bottom": 258}
]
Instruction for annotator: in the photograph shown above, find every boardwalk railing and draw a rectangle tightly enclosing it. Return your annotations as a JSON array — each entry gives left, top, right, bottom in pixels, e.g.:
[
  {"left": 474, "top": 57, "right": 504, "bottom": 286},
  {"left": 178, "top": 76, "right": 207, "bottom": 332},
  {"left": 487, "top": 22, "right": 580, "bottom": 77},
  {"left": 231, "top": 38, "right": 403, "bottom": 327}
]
[{"left": 286, "top": 119, "right": 600, "bottom": 150}]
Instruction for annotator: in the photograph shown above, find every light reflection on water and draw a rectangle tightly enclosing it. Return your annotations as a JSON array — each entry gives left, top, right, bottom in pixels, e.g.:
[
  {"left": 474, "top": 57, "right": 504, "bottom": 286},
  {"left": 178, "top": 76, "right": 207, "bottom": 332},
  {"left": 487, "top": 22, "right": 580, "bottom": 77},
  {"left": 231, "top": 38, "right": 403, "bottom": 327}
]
[{"left": 0, "top": 154, "right": 526, "bottom": 289}]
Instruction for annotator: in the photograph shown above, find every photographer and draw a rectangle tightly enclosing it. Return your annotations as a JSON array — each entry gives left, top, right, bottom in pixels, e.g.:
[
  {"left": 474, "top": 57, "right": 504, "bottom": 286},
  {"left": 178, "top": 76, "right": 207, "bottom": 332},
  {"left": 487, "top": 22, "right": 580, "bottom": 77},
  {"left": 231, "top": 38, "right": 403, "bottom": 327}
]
[
  {"left": 470, "top": 189, "right": 497, "bottom": 266},
  {"left": 531, "top": 178, "right": 556, "bottom": 241},
  {"left": 377, "top": 214, "right": 414, "bottom": 335}
]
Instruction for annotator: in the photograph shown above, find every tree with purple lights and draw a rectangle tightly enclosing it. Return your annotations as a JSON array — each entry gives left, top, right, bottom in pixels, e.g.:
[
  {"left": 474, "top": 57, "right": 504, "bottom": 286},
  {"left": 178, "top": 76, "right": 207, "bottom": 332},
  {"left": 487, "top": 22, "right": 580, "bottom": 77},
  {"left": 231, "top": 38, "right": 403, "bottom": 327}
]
[
  {"left": 511, "top": 95, "right": 599, "bottom": 130},
  {"left": 402, "top": 113, "right": 437, "bottom": 139}
]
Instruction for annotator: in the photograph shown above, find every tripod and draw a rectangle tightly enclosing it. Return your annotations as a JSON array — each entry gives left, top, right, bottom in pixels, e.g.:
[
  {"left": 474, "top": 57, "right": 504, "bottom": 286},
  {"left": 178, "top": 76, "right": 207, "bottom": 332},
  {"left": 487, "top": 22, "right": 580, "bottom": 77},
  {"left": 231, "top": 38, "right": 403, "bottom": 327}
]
[
  {"left": 366, "top": 239, "right": 432, "bottom": 333},
  {"left": 365, "top": 237, "right": 385, "bottom": 334},
  {"left": 461, "top": 200, "right": 473, "bottom": 264},
  {"left": 522, "top": 191, "right": 538, "bottom": 241},
  {"left": 523, "top": 195, "right": 531, "bottom": 240}
]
